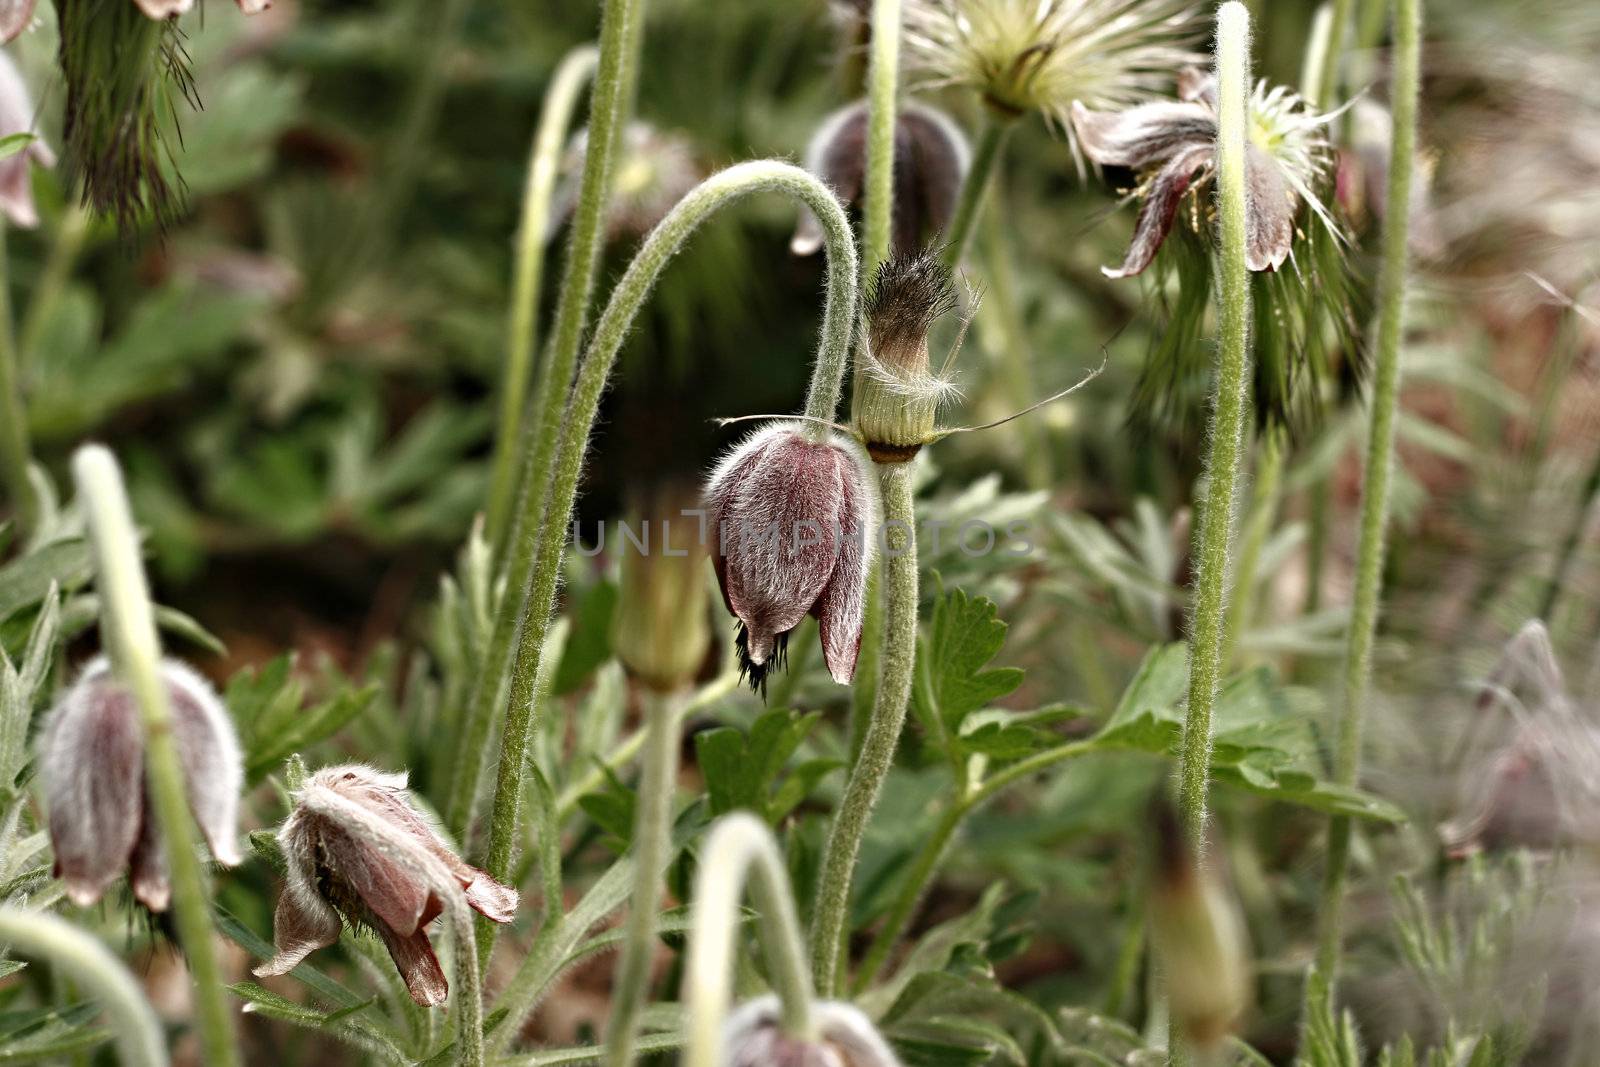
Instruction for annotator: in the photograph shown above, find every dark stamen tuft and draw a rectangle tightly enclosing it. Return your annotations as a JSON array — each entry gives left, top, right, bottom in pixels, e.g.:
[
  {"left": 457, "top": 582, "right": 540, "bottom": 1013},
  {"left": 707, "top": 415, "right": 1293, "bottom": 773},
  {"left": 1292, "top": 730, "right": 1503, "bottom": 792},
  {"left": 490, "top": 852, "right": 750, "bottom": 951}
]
[{"left": 735, "top": 624, "right": 791, "bottom": 699}]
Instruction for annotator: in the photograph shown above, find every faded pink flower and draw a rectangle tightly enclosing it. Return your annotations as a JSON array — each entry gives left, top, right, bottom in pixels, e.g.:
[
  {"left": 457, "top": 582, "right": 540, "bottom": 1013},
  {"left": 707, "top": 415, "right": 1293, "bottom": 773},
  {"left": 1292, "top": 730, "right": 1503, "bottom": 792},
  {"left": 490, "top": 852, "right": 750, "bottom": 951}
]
[
  {"left": 792, "top": 100, "right": 969, "bottom": 259},
  {"left": 256, "top": 765, "right": 517, "bottom": 1007},
  {"left": 725, "top": 996, "right": 902, "bottom": 1067},
  {"left": 704, "top": 424, "right": 876, "bottom": 692},
  {"left": 40, "top": 657, "right": 243, "bottom": 911},
  {"left": 0, "top": 50, "right": 55, "bottom": 228},
  {"left": 1072, "top": 67, "right": 1336, "bottom": 277}
]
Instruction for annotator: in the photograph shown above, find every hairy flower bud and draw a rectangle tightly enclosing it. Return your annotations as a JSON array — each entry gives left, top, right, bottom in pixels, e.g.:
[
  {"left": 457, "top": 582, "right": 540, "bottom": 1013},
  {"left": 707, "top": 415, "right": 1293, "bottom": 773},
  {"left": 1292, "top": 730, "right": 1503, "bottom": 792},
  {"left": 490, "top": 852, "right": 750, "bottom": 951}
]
[
  {"left": 1148, "top": 800, "right": 1249, "bottom": 1050},
  {"left": 256, "top": 765, "right": 518, "bottom": 1006},
  {"left": 40, "top": 657, "right": 243, "bottom": 911},
  {"left": 792, "top": 100, "right": 969, "bottom": 260},
  {"left": 612, "top": 488, "right": 712, "bottom": 691},
  {"left": 852, "top": 251, "right": 959, "bottom": 463},
  {"left": 724, "top": 996, "right": 902, "bottom": 1067},
  {"left": 0, "top": 51, "right": 55, "bottom": 228},
  {"left": 704, "top": 424, "right": 876, "bottom": 692}
]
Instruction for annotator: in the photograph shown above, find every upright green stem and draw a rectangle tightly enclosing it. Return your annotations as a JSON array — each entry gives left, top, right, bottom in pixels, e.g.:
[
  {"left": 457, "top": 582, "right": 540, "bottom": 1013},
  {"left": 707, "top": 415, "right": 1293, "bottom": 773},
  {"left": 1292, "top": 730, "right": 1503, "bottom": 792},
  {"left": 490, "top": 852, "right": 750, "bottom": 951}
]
[
  {"left": 1314, "top": 0, "right": 1421, "bottom": 981},
  {"left": 71, "top": 446, "right": 240, "bottom": 1067},
  {"left": 485, "top": 46, "right": 600, "bottom": 549},
  {"left": 0, "top": 907, "right": 168, "bottom": 1067},
  {"left": 860, "top": 0, "right": 902, "bottom": 276},
  {"left": 446, "top": 0, "right": 642, "bottom": 834},
  {"left": 1223, "top": 427, "right": 1286, "bottom": 665},
  {"left": 811, "top": 463, "right": 917, "bottom": 996},
  {"left": 0, "top": 222, "right": 37, "bottom": 536},
  {"left": 1310, "top": 0, "right": 1354, "bottom": 108},
  {"left": 1540, "top": 442, "right": 1600, "bottom": 623},
  {"left": 602, "top": 689, "right": 683, "bottom": 1067},
  {"left": 18, "top": 204, "right": 91, "bottom": 379},
  {"left": 684, "top": 814, "right": 817, "bottom": 1067},
  {"left": 1176, "top": 2, "right": 1253, "bottom": 854},
  {"left": 940, "top": 118, "right": 1010, "bottom": 267},
  {"left": 475, "top": 162, "right": 859, "bottom": 964}
]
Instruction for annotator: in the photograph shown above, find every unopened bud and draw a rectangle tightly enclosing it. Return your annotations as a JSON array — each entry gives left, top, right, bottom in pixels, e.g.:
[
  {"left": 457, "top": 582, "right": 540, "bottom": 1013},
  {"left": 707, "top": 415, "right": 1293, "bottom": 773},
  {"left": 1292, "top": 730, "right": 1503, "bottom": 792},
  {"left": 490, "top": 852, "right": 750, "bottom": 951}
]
[
  {"left": 852, "top": 251, "right": 958, "bottom": 464},
  {"left": 1148, "top": 800, "right": 1249, "bottom": 1051},
  {"left": 612, "top": 488, "right": 712, "bottom": 691},
  {"left": 40, "top": 657, "right": 243, "bottom": 911}
]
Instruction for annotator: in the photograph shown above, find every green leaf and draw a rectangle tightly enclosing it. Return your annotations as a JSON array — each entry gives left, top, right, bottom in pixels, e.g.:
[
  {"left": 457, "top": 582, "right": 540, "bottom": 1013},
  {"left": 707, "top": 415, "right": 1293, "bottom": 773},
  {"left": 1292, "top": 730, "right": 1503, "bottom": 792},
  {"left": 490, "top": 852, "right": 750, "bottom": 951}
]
[
  {"left": 551, "top": 579, "right": 618, "bottom": 695},
  {"left": 0, "top": 133, "right": 35, "bottom": 162},
  {"left": 913, "top": 586, "right": 1024, "bottom": 743},
  {"left": 693, "top": 708, "right": 835, "bottom": 823},
  {"left": 0, "top": 541, "right": 91, "bottom": 626},
  {"left": 245, "top": 682, "right": 379, "bottom": 784}
]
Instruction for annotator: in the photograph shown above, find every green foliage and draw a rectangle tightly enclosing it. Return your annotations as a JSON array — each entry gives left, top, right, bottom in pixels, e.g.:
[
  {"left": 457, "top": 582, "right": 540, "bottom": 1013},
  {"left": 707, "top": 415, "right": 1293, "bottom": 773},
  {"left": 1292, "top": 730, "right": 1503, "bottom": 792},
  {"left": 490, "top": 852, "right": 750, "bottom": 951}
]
[{"left": 695, "top": 708, "right": 841, "bottom": 823}]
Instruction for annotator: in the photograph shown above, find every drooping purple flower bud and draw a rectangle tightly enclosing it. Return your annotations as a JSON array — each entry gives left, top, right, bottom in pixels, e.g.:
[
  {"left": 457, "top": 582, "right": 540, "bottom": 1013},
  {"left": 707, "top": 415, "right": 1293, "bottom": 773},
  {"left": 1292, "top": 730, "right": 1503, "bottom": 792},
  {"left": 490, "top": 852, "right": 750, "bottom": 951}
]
[
  {"left": 40, "top": 657, "right": 243, "bottom": 911},
  {"left": 704, "top": 424, "right": 876, "bottom": 692},
  {"left": 255, "top": 765, "right": 518, "bottom": 1007},
  {"left": 792, "top": 100, "right": 968, "bottom": 259},
  {"left": 724, "top": 996, "right": 902, "bottom": 1067},
  {"left": 0, "top": 50, "right": 56, "bottom": 229}
]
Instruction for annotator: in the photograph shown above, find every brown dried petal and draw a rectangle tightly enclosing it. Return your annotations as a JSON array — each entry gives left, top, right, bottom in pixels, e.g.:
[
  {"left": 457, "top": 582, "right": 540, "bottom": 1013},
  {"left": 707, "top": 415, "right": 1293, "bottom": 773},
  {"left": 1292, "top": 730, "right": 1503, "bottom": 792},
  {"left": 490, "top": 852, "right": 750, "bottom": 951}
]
[
  {"left": 1071, "top": 99, "right": 1213, "bottom": 170},
  {"left": 1103, "top": 144, "right": 1211, "bottom": 279},
  {"left": 374, "top": 921, "right": 449, "bottom": 1007},
  {"left": 255, "top": 877, "right": 343, "bottom": 978},
  {"left": 1244, "top": 144, "right": 1295, "bottom": 272},
  {"left": 165, "top": 661, "right": 244, "bottom": 867},
  {"left": 41, "top": 662, "right": 144, "bottom": 907}
]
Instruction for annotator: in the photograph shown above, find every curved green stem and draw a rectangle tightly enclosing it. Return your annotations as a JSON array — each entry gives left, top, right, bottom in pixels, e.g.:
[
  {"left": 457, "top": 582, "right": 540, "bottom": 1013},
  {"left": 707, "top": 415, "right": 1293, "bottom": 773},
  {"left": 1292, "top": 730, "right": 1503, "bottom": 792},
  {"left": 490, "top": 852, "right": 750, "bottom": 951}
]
[
  {"left": 861, "top": 0, "right": 902, "bottom": 276},
  {"left": 72, "top": 445, "right": 240, "bottom": 1067},
  {"left": 0, "top": 222, "right": 37, "bottom": 536},
  {"left": 602, "top": 689, "right": 684, "bottom": 1067},
  {"left": 811, "top": 463, "right": 917, "bottom": 996},
  {"left": 0, "top": 906, "right": 169, "bottom": 1067},
  {"left": 1315, "top": 0, "right": 1421, "bottom": 982},
  {"left": 853, "top": 738, "right": 1095, "bottom": 991},
  {"left": 446, "top": 0, "right": 642, "bottom": 835},
  {"left": 475, "top": 161, "right": 859, "bottom": 965},
  {"left": 684, "top": 814, "right": 817, "bottom": 1067},
  {"left": 484, "top": 46, "right": 601, "bottom": 550},
  {"left": 940, "top": 118, "right": 1011, "bottom": 267},
  {"left": 1177, "top": 1, "right": 1253, "bottom": 854}
]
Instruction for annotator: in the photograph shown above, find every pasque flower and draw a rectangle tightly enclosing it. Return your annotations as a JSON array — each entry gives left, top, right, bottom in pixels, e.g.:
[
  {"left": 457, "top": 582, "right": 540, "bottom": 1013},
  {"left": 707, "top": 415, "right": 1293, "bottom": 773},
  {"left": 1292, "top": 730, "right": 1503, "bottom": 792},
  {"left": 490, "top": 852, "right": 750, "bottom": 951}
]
[
  {"left": 2, "top": 0, "right": 268, "bottom": 35},
  {"left": 1072, "top": 68, "right": 1337, "bottom": 278},
  {"left": 791, "top": 100, "right": 969, "bottom": 260},
  {"left": 904, "top": 0, "right": 1200, "bottom": 129},
  {"left": 724, "top": 996, "right": 902, "bottom": 1067},
  {"left": 704, "top": 424, "right": 876, "bottom": 692},
  {"left": 40, "top": 657, "right": 242, "bottom": 911},
  {"left": 256, "top": 765, "right": 517, "bottom": 1006},
  {"left": 0, "top": 50, "right": 56, "bottom": 228}
]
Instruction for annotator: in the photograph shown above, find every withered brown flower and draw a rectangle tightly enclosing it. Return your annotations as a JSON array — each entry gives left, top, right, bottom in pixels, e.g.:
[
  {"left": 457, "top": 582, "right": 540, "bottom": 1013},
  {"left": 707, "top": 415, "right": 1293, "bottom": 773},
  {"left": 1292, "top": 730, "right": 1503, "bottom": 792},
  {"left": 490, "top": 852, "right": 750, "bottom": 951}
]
[
  {"left": 255, "top": 765, "right": 517, "bottom": 1006},
  {"left": 40, "top": 657, "right": 242, "bottom": 911},
  {"left": 704, "top": 425, "right": 876, "bottom": 692}
]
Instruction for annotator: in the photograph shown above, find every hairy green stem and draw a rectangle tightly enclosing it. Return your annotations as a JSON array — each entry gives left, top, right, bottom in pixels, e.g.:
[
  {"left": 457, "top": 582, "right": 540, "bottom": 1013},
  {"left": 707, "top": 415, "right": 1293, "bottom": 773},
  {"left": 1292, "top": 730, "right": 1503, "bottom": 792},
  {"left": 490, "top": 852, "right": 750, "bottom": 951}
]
[
  {"left": 853, "top": 737, "right": 1098, "bottom": 991},
  {"left": 684, "top": 814, "right": 817, "bottom": 1066},
  {"left": 0, "top": 907, "right": 168, "bottom": 1067},
  {"left": 1314, "top": 0, "right": 1421, "bottom": 981},
  {"left": 0, "top": 222, "right": 37, "bottom": 536},
  {"left": 1310, "top": 0, "right": 1354, "bottom": 108},
  {"left": 1223, "top": 427, "right": 1286, "bottom": 666},
  {"left": 475, "top": 162, "right": 859, "bottom": 965},
  {"left": 602, "top": 689, "right": 683, "bottom": 1067},
  {"left": 861, "top": 0, "right": 902, "bottom": 275},
  {"left": 1540, "top": 443, "right": 1600, "bottom": 623},
  {"left": 446, "top": 0, "right": 642, "bottom": 835},
  {"left": 811, "top": 463, "right": 917, "bottom": 996},
  {"left": 72, "top": 445, "right": 240, "bottom": 1067},
  {"left": 1177, "top": 2, "right": 1253, "bottom": 853},
  {"left": 484, "top": 46, "right": 600, "bottom": 549},
  {"left": 940, "top": 118, "right": 1010, "bottom": 267}
]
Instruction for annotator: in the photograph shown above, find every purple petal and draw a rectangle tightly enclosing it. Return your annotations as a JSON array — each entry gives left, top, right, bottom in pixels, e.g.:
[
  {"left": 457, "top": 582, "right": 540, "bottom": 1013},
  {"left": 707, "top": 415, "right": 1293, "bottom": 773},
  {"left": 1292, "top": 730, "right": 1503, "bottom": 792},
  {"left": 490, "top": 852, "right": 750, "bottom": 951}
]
[
  {"left": 41, "top": 661, "right": 144, "bottom": 907},
  {"left": 1177, "top": 67, "right": 1218, "bottom": 109},
  {"left": 375, "top": 923, "right": 449, "bottom": 1008},
  {"left": 812, "top": 446, "right": 875, "bottom": 683},
  {"left": 129, "top": 807, "right": 171, "bottom": 912},
  {"left": 1245, "top": 145, "right": 1296, "bottom": 272},
  {"left": 255, "top": 879, "right": 343, "bottom": 978},
  {"left": 164, "top": 661, "right": 244, "bottom": 867},
  {"left": 1071, "top": 100, "right": 1213, "bottom": 169},
  {"left": 318, "top": 821, "right": 432, "bottom": 936},
  {"left": 1104, "top": 145, "right": 1211, "bottom": 279}
]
